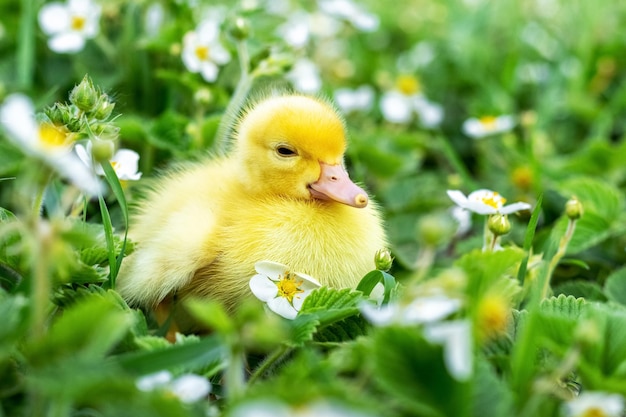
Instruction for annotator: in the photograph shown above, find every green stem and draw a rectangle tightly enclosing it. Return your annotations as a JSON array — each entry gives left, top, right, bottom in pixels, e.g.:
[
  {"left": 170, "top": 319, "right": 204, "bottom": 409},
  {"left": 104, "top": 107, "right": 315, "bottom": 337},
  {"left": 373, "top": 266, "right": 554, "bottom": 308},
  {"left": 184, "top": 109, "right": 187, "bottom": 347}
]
[
  {"left": 17, "top": 0, "right": 36, "bottom": 89},
  {"left": 248, "top": 345, "right": 290, "bottom": 385},
  {"left": 30, "top": 220, "right": 51, "bottom": 340},
  {"left": 435, "top": 133, "right": 477, "bottom": 190},
  {"left": 541, "top": 219, "right": 577, "bottom": 299},
  {"left": 412, "top": 245, "right": 435, "bottom": 283},
  {"left": 213, "top": 39, "right": 252, "bottom": 154},
  {"left": 225, "top": 342, "right": 245, "bottom": 401},
  {"left": 482, "top": 217, "right": 493, "bottom": 252}
]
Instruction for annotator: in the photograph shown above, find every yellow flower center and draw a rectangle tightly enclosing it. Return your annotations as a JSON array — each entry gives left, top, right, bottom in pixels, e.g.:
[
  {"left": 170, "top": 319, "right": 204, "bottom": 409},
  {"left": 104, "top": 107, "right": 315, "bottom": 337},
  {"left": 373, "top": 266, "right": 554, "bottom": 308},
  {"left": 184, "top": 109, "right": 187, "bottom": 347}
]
[
  {"left": 478, "top": 294, "right": 510, "bottom": 339},
  {"left": 395, "top": 75, "right": 421, "bottom": 96},
  {"left": 38, "top": 123, "right": 69, "bottom": 149},
  {"left": 479, "top": 115, "right": 498, "bottom": 130},
  {"left": 276, "top": 271, "right": 304, "bottom": 304},
  {"left": 480, "top": 192, "right": 505, "bottom": 209},
  {"left": 71, "top": 16, "right": 86, "bottom": 31},
  {"left": 511, "top": 166, "right": 533, "bottom": 190},
  {"left": 581, "top": 407, "right": 607, "bottom": 417},
  {"left": 195, "top": 46, "right": 210, "bottom": 61}
]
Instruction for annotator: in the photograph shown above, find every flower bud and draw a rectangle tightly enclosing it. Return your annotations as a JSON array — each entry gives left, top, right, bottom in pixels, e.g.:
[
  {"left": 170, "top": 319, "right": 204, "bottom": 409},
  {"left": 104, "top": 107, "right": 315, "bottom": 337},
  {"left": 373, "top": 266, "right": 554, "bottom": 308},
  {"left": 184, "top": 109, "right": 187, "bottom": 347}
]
[
  {"left": 91, "top": 139, "right": 115, "bottom": 163},
  {"left": 193, "top": 88, "right": 213, "bottom": 106},
  {"left": 374, "top": 248, "right": 393, "bottom": 272},
  {"left": 487, "top": 214, "right": 511, "bottom": 236},
  {"left": 574, "top": 318, "right": 600, "bottom": 348},
  {"left": 417, "top": 213, "right": 455, "bottom": 247},
  {"left": 91, "top": 123, "right": 120, "bottom": 141},
  {"left": 69, "top": 75, "right": 99, "bottom": 112},
  {"left": 43, "top": 103, "right": 62, "bottom": 125},
  {"left": 565, "top": 196, "right": 583, "bottom": 220},
  {"left": 228, "top": 16, "right": 250, "bottom": 40},
  {"left": 92, "top": 94, "right": 115, "bottom": 120}
]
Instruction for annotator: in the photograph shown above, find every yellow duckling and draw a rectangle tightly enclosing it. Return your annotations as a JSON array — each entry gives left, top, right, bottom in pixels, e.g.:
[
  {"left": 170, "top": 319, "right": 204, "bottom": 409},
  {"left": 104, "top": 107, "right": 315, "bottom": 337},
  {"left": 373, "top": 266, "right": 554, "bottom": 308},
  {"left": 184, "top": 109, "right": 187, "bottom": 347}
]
[{"left": 117, "top": 93, "right": 387, "bottom": 331}]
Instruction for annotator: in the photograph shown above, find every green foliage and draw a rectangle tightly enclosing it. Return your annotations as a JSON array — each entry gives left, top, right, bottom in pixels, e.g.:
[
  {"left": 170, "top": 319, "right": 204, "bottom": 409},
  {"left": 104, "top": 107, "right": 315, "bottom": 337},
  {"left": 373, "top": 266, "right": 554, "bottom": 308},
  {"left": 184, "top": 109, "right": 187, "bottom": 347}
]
[{"left": 1, "top": 0, "right": 626, "bottom": 415}]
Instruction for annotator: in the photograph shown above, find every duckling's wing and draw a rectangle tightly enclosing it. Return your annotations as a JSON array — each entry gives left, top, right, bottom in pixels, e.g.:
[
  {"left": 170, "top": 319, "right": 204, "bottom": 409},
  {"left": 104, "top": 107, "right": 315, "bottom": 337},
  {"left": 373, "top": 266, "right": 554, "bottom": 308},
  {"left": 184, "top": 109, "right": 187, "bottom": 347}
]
[{"left": 116, "top": 167, "right": 221, "bottom": 309}]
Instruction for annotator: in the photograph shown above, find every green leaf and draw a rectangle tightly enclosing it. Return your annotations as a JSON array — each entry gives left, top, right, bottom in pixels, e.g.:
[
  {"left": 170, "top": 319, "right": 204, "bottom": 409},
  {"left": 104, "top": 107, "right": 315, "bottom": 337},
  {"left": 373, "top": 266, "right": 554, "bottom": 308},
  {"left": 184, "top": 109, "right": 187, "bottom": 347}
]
[
  {"left": 456, "top": 247, "right": 525, "bottom": 298},
  {"left": 552, "top": 177, "right": 626, "bottom": 254},
  {"left": 289, "top": 288, "right": 365, "bottom": 346},
  {"left": 604, "top": 267, "right": 626, "bottom": 306},
  {"left": 184, "top": 298, "right": 235, "bottom": 334},
  {"left": 299, "top": 287, "right": 362, "bottom": 313},
  {"left": 0, "top": 292, "right": 28, "bottom": 356},
  {"left": 101, "top": 160, "right": 130, "bottom": 288},
  {"left": 114, "top": 334, "right": 225, "bottom": 376},
  {"left": 540, "top": 294, "right": 587, "bottom": 318},
  {"left": 356, "top": 270, "right": 396, "bottom": 303},
  {"left": 371, "top": 326, "right": 470, "bottom": 417},
  {"left": 553, "top": 280, "right": 607, "bottom": 302},
  {"left": 557, "top": 177, "right": 623, "bottom": 220},
  {"left": 98, "top": 193, "right": 118, "bottom": 286},
  {"left": 471, "top": 357, "right": 515, "bottom": 417},
  {"left": 517, "top": 194, "right": 542, "bottom": 285},
  {"left": 26, "top": 292, "right": 136, "bottom": 366}
]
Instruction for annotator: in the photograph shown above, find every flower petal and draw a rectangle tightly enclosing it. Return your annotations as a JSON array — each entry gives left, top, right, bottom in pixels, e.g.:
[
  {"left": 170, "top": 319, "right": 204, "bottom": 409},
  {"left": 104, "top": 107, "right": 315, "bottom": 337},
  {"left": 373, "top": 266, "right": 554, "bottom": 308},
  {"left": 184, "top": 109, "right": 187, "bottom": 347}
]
[
  {"left": 51, "top": 151, "right": 103, "bottom": 196},
  {"left": 267, "top": 297, "right": 298, "bottom": 320},
  {"left": 49, "top": 32, "right": 86, "bottom": 53},
  {"left": 136, "top": 370, "right": 173, "bottom": 391},
  {"left": 424, "top": 320, "right": 472, "bottom": 381},
  {"left": 0, "top": 94, "right": 39, "bottom": 150},
  {"left": 38, "top": 3, "right": 70, "bottom": 35},
  {"left": 249, "top": 274, "right": 278, "bottom": 302},
  {"left": 403, "top": 296, "right": 461, "bottom": 324},
  {"left": 499, "top": 202, "right": 532, "bottom": 214},
  {"left": 169, "top": 374, "right": 211, "bottom": 403},
  {"left": 209, "top": 43, "right": 231, "bottom": 64},
  {"left": 254, "top": 261, "right": 288, "bottom": 280},
  {"left": 293, "top": 271, "right": 322, "bottom": 288},
  {"left": 200, "top": 62, "right": 219, "bottom": 82},
  {"left": 446, "top": 190, "right": 469, "bottom": 207},
  {"left": 112, "top": 148, "right": 142, "bottom": 180},
  {"left": 380, "top": 91, "right": 412, "bottom": 124},
  {"left": 359, "top": 302, "right": 398, "bottom": 326}
]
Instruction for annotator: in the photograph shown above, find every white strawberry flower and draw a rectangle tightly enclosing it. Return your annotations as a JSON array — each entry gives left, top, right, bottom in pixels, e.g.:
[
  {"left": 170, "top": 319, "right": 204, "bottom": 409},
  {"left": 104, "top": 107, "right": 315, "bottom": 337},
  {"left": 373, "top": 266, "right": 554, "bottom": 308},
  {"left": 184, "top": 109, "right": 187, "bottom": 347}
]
[
  {"left": 181, "top": 19, "right": 231, "bottom": 82},
  {"left": 38, "top": 0, "right": 101, "bottom": 53},
  {"left": 249, "top": 261, "right": 322, "bottom": 320},
  {"left": 563, "top": 391, "right": 624, "bottom": 417},
  {"left": 136, "top": 370, "right": 211, "bottom": 404},
  {"left": 447, "top": 189, "right": 531, "bottom": 215},
  {"left": 0, "top": 94, "right": 102, "bottom": 195},
  {"left": 462, "top": 115, "right": 515, "bottom": 139},
  {"left": 76, "top": 142, "right": 142, "bottom": 181}
]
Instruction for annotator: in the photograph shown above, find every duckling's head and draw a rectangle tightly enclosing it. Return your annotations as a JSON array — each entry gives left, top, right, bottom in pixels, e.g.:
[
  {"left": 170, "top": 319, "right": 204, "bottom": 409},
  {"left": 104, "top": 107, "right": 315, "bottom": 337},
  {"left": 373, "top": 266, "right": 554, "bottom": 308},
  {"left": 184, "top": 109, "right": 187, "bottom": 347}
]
[{"left": 234, "top": 94, "right": 368, "bottom": 208}]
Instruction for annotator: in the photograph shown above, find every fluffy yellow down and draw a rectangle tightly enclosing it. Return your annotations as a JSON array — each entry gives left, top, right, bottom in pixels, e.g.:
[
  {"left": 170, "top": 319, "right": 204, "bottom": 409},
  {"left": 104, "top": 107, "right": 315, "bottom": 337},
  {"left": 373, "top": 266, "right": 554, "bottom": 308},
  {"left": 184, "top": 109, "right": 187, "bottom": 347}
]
[{"left": 116, "top": 93, "right": 387, "bottom": 332}]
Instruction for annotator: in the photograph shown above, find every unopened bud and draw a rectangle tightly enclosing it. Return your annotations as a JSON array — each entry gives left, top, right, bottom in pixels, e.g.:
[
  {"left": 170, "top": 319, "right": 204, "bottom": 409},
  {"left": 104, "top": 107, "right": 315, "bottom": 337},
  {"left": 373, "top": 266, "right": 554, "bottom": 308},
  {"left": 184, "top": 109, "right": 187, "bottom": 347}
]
[
  {"left": 69, "top": 75, "right": 98, "bottom": 112},
  {"left": 417, "top": 213, "right": 455, "bottom": 247},
  {"left": 91, "top": 139, "right": 115, "bottom": 163},
  {"left": 488, "top": 214, "right": 511, "bottom": 236},
  {"left": 374, "top": 248, "right": 393, "bottom": 272},
  {"left": 575, "top": 318, "right": 599, "bottom": 347},
  {"left": 194, "top": 88, "right": 213, "bottom": 106},
  {"left": 565, "top": 196, "right": 583, "bottom": 220},
  {"left": 44, "top": 103, "right": 65, "bottom": 125},
  {"left": 228, "top": 16, "right": 250, "bottom": 40},
  {"left": 91, "top": 123, "right": 120, "bottom": 141},
  {"left": 92, "top": 94, "right": 115, "bottom": 120}
]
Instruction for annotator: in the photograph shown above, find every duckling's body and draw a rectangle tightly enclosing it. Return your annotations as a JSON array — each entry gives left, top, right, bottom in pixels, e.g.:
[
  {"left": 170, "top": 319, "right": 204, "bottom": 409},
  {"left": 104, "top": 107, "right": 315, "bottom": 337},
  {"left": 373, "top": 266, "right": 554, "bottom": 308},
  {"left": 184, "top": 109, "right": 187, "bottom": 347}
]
[{"left": 117, "top": 94, "right": 386, "bottom": 331}]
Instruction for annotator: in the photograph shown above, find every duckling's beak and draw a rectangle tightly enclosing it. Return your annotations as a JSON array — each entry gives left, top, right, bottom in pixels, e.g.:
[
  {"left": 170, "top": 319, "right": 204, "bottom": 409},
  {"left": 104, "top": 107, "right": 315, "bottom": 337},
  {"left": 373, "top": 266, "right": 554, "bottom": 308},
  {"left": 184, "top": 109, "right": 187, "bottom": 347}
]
[{"left": 309, "top": 162, "right": 369, "bottom": 208}]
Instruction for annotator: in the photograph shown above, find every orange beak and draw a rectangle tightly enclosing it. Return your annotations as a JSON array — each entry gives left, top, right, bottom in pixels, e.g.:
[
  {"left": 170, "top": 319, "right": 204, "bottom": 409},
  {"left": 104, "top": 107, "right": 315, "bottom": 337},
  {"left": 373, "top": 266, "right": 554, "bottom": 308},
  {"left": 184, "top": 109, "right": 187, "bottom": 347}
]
[{"left": 309, "top": 162, "right": 369, "bottom": 208}]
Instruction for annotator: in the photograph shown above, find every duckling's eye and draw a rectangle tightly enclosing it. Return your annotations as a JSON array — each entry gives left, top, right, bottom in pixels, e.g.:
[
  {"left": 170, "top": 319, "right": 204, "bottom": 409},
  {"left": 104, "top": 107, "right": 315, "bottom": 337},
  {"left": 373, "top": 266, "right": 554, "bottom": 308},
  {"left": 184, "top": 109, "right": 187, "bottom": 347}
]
[{"left": 276, "top": 145, "right": 297, "bottom": 157}]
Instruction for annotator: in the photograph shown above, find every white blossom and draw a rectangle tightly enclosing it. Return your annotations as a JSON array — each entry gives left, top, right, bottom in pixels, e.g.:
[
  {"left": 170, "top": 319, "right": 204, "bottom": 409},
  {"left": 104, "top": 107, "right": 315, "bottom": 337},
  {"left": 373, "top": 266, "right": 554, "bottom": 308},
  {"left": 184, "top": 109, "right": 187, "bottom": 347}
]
[
  {"left": 249, "top": 261, "right": 322, "bottom": 320},
  {"left": 38, "top": 0, "right": 101, "bottom": 53}
]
